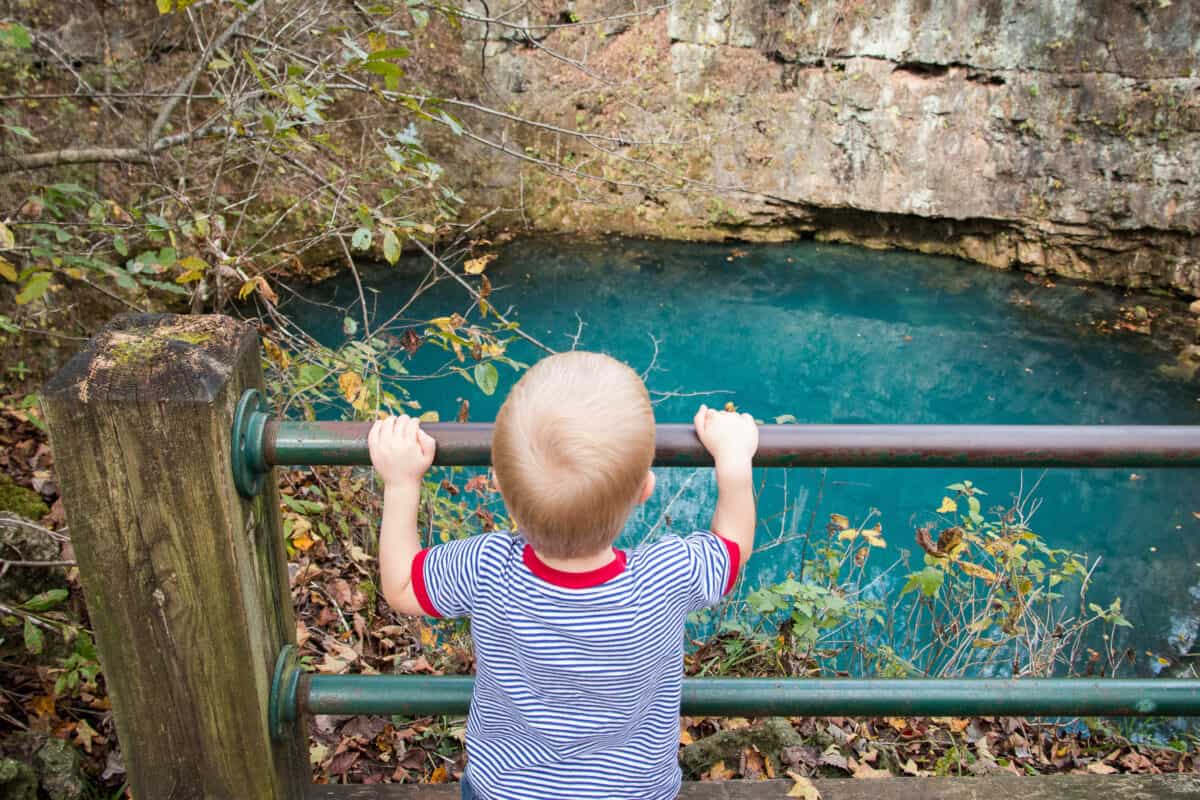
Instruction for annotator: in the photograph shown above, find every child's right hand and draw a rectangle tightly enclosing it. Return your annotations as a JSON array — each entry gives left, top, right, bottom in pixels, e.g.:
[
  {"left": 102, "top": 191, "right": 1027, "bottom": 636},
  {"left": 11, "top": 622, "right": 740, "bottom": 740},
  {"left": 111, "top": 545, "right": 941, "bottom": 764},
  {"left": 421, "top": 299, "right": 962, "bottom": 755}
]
[
  {"left": 368, "top": 415, "right": 437, "bottom": 488},
  {"left": 693, "top": 404, "right": 758, "bottom": 468}
]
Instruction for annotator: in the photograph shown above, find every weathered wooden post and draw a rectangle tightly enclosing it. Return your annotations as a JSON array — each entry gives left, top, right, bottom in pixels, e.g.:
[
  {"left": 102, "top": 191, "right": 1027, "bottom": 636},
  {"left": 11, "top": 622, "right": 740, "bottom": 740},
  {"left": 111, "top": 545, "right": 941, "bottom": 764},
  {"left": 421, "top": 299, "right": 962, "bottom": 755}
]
[{"left": 42, "top": 314, "right": 306, "bottom": 799}]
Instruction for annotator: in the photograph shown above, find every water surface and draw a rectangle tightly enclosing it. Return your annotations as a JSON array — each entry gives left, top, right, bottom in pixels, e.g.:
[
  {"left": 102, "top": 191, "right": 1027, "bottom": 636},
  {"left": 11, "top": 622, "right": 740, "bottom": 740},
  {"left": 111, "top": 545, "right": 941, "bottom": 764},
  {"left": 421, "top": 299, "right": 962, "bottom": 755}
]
[{"left": 278, "top": 237, "right": 1200, "bottom": 675}]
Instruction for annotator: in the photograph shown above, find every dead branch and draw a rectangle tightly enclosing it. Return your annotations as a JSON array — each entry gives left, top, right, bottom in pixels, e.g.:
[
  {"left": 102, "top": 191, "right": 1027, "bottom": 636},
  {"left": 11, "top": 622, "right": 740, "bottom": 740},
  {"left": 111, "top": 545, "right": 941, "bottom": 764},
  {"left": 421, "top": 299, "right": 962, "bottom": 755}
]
[{"left": 148, "top": 0, "right": 265, "bottom": 146}]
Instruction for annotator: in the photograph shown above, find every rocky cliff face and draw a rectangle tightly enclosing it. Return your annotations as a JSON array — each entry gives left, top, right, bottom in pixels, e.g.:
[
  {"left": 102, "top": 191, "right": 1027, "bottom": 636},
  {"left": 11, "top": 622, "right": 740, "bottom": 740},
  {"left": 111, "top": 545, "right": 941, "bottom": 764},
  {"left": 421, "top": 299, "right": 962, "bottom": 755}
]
[{"left": 443, "top": 0, "right": 1200, "bottom": 296}]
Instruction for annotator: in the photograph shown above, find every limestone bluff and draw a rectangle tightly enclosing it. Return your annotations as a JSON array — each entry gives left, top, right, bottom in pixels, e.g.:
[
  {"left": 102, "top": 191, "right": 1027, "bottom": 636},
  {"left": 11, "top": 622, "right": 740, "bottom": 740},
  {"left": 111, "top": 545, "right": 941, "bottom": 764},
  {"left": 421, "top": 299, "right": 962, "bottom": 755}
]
[{"left": 439, "top": 0, "right": 1200, "bottom": 297}]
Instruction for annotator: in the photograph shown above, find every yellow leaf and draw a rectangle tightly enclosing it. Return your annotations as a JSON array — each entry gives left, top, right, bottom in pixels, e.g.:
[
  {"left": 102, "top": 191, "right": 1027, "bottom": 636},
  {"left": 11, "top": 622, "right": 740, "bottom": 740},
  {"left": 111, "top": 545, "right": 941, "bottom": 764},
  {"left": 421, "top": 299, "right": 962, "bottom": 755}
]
[
  {"left": 937, "top": 497, "right": 958, "bottom": 514},
  {"left": 237, "top": 280, "right": 256, "bottom": 300},
  {"left": 0, "top": 221, "right": 14, "bottom": 249},
  {"left": 785, "top": 771, "right": 821, "bottom": 799},
  {"left": 428, "top": 765, "right": 449, "bottom": 784},
  {"left": 175, "top": 269, "right": 204, "bottom": 284},
  {"left": 464, "top": 253, "right": 497, "bottom": 275},
  {"left": 680, "top": 729, "right": 694, "bottom": 745},
  {"left": 429, "top": 316, "right": 456, "bottom": 333},
  {"left": 0, "top": 255, "right": 16, "bottom": 282},
  {"left": 30, "top": 694, "right": 55, "bottom": 718},
  {"left": 837, "top": 528, "right": 858, "bottom": 542},
  {"left": 338, "top": 371, "right": 364, "bottom": 404},
  {"left": 861, "top": 523, "right": 886, "bottom": 548},
  {"left": 830, "top": 513, "right": 850, "bottom": 530},
  {"left": 419, "top": 624, "right": 437, "bottom": 648},
  {"left": 419, "top": 410, "right": 439, "bottom": 422},
  {"left": 958, "top": 560, "right": 998, "bottom": 582},
  {"left": 263, "top": 338, "right": 290, "bottom": 370}
]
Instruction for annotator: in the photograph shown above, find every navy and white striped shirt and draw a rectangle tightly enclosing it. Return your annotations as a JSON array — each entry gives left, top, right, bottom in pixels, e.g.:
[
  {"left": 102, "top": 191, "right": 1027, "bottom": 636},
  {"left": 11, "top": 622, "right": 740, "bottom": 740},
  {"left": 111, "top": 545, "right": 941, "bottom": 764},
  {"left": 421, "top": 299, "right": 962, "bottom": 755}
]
[{"left": 412, "top": 529, "right": 739, "bottom": 800}]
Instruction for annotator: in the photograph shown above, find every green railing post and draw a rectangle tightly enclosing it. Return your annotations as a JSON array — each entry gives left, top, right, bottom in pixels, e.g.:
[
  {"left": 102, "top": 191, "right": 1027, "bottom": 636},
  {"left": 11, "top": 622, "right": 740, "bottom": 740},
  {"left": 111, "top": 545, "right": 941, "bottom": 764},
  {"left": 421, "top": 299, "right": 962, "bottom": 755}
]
[{"left": 43, "top": 314, "right": 307, "bottom": 799}]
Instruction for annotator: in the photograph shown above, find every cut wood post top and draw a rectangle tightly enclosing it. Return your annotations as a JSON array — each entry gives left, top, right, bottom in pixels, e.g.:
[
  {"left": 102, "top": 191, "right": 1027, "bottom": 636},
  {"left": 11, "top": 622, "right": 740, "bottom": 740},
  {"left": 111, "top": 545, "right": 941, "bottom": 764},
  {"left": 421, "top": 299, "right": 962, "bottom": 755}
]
[{"left": 43, "top": 313, "right": 258, "bottom": 405}]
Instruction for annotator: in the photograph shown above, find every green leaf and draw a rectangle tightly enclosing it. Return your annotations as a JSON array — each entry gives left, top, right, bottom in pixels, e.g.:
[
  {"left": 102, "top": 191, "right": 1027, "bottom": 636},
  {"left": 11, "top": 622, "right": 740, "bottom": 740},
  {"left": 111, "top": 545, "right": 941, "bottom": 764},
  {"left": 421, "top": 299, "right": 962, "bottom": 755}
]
[
  {"left": 4, "top": 124, "right": 36, "bottom": 141},
  {"left": 139, "top": 278, "right": 189, "bottom": 295},
  {"left": 113, "top": 235, "right": 129, "bottom": 257},
  {"left": 23, "top": 617, "right": 43, "bottom": 655},
  {"left": 438, "top": 110, "right": 463, "bottom": 136},
  {"left": 0, "top": 22, "right": 33, "bottom": 49},
  {"left": 297, "top": 364, "right": 330, "bottom": 387},
  {"left": 366, "top": 47, "right": 411, "bottom": 61},
  {"left": 382, "top": 228, "right": 401, "bottom": 265},
  {"left": 474, "top": 362, "right": 499, "bottom": 395},
  {"left": 903, "top": 566, "right": 944, "bottom": 599},
  {"left": 22, "top": 589, "right": 69, "bottom": 612},
  {"left": 15, "top": 272, "right": 51, "bottom": 305},
  {"left": 343, "top": 316, "right": 359, "bottom": 336},
  {"left": 351, "top": 227, "right": 372, "bottom": 251}
]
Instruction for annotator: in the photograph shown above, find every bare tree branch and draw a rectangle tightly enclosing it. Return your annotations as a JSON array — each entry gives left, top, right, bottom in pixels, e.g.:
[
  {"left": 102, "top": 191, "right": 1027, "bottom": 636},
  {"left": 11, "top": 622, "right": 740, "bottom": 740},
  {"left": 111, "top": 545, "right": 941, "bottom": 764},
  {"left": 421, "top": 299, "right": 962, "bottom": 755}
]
[{"left": 148, "top": 0, "right": 265, "bottom": 146}]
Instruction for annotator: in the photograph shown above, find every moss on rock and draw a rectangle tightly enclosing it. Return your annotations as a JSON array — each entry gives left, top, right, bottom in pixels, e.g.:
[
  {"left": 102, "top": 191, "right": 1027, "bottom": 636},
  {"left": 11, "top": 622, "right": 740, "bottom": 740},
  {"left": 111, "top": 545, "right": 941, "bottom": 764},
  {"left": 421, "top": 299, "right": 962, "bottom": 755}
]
[{"left": 0, "top": 474, "right": 48, "bottom": 521}]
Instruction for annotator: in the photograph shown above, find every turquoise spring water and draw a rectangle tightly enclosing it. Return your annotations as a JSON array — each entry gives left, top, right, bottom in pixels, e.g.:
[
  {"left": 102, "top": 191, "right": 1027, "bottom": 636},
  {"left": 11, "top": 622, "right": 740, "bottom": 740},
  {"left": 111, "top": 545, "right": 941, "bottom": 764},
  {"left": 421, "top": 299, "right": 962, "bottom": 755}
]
[{"left": 276, "top": 237, "right": 1200, "bottom": 677}]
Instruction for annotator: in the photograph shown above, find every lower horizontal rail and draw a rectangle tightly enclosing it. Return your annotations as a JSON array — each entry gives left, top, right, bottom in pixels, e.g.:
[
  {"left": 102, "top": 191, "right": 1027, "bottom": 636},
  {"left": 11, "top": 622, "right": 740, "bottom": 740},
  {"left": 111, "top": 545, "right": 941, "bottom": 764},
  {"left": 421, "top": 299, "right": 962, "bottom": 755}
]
[
  {"left": 299, "top": 676, "right": 1199, "bottom": 718},
  {"left": 267, "top": 648, "right": 1200, "bottom": 741}
]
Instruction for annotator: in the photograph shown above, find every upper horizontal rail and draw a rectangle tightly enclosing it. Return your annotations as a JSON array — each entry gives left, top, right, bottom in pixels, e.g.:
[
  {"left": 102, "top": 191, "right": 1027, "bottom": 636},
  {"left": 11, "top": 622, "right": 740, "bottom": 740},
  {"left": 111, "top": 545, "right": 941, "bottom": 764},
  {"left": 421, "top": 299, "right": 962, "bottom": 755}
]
[
  {"left": 230, "top": 390, "right": 1200, "bottom": 497},
  {"left": 264, "top": 420, "right": 1200, "bottom": 469}
]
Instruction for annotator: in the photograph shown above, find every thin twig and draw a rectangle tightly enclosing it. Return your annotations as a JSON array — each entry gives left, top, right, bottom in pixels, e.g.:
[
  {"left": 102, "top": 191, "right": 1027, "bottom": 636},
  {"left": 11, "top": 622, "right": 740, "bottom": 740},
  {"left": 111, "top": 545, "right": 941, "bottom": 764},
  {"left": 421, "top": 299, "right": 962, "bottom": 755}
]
[{"left": 409, "top": 238, "right": 557, "bottom": 355}]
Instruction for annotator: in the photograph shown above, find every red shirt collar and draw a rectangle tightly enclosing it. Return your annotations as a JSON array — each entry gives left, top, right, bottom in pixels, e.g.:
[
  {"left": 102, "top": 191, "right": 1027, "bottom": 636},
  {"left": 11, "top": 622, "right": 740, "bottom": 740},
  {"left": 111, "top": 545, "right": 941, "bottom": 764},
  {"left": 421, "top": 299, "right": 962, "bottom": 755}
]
[{"left": 522, "top": 545, "right": 627, "bottom": 588}]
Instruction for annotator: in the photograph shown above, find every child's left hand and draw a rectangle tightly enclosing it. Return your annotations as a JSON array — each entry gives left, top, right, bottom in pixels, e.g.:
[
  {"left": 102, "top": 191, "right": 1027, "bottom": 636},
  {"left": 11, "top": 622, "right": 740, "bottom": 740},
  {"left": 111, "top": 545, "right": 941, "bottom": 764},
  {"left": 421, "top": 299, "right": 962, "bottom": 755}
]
[{"left": 368, "top": 415, "right": 437, "bottom": 488}]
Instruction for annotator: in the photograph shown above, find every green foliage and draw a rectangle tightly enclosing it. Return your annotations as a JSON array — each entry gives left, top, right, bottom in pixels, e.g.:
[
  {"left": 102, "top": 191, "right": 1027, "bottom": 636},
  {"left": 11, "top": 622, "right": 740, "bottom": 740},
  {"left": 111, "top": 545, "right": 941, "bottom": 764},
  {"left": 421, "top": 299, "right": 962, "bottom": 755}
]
[
  {"left": 708, "top": 481, "right": 1130, "bottom": 680},
  {"left": 55, "top": 631, "right": 102, "bottom": 697}
]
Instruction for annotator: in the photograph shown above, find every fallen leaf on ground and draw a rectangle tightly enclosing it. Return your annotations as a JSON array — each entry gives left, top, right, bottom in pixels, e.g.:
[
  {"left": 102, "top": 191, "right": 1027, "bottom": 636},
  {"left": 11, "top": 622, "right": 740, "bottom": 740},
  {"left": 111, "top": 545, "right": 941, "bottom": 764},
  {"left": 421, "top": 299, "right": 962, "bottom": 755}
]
[
  {"left": 851, "top": 761, "right": 891, "bottom": 779},
  {"left": 1086, "top": 761, "right": 1118, "bottom": 775},
  {"left": 786, "top": 771, "right": 821, "bottom": 799}
]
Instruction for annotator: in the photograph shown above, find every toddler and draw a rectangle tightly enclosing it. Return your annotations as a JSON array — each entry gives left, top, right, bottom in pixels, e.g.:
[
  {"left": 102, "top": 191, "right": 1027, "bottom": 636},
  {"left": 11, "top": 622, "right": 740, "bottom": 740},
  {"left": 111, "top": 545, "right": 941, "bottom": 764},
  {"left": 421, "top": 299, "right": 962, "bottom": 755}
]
[{"left": 369, "top": 351, "right": 758, "bottom": 799}]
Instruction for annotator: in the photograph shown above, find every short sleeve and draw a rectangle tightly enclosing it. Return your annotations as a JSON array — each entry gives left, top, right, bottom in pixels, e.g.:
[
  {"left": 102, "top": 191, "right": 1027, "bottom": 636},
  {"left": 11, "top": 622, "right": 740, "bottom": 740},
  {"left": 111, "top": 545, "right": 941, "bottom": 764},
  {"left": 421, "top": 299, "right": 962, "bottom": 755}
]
[
  {"left": 411, "top": 534, "right": 495, "bottom": 618},
  {"left": 681, "top": 530, "right": 741, "bottom": 612}
]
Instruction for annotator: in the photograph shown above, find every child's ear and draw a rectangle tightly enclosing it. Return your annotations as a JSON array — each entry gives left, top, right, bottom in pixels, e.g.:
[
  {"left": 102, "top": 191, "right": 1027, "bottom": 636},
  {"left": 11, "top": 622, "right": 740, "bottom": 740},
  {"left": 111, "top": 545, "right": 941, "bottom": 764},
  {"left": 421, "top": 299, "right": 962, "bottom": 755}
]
[{"left": 637, "top": 471, "right": 656, "bottom": 504}]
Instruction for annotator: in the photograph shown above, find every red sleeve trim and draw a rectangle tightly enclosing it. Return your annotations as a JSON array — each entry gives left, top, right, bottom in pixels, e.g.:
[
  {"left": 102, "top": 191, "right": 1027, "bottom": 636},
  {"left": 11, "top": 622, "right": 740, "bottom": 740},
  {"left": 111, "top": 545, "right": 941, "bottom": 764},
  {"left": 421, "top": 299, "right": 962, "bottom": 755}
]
[
  {"left": 712, "top": 532, "right": 741, "bottom": 596},
  {"left": 410, "top": 549, "right": 442, "bottom": 618}
]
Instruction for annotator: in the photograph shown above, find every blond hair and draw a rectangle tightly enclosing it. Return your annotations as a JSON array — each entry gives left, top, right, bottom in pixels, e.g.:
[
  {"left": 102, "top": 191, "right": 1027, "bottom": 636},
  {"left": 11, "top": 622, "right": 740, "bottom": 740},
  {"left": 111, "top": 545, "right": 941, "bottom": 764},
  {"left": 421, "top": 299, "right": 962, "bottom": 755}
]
[{"left": 493, "top": 351, "right": 655, "bottom": 559}]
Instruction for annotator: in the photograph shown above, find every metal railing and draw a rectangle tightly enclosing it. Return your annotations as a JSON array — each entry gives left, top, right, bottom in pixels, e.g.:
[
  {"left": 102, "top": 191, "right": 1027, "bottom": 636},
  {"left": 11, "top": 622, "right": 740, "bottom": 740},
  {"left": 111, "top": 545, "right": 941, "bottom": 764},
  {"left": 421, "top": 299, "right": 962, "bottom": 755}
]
[{"left": 230, "top": 390, "right": 1200, "bottom": 739}]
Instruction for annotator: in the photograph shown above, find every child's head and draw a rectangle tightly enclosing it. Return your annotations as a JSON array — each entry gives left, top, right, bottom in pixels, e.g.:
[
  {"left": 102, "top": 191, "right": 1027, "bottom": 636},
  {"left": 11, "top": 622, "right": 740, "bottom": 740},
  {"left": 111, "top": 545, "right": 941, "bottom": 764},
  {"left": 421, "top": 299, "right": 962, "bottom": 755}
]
[{"left": 493, "top": 351, "right": 656, "bottom": 559}]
